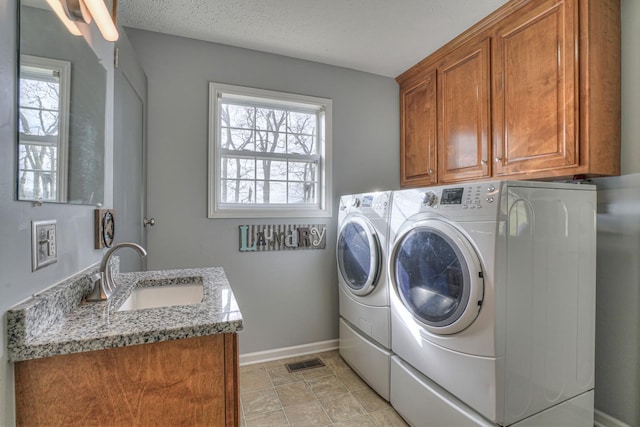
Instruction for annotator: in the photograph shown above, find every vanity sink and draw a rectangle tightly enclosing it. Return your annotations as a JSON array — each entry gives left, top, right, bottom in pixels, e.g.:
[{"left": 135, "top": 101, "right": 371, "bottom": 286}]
[
  {"left": 117, "top": 282, "right": 204, "bottom": 311},
  {"left": 11, "top": 266, "right": 243, "bottom": 426}
]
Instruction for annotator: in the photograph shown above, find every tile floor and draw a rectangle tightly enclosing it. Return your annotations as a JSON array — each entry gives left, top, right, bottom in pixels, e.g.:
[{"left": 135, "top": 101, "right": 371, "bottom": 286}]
[{"left": 239, "top": 350, "right": 409, "bottom": 427}]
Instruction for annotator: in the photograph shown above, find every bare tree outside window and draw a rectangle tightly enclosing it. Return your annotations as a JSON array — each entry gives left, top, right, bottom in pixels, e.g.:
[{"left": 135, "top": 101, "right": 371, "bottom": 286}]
[
  {"left": 19, "top": 76, "right": 60, "bottom": 201},
  {"left": 219, "top": 102, "right": 319, "bottom": 205},
  {"left": 209, "top": 82, "right": 331, "bottom": 218}
]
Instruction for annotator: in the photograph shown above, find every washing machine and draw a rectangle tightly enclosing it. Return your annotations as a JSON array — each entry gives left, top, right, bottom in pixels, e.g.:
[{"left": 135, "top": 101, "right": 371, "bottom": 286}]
[
  {"left": 388, "top": 180, "right": 596, "bottom": 426},
  {"left": 337, "top": 191, "right": 393, "bottom": 400}
]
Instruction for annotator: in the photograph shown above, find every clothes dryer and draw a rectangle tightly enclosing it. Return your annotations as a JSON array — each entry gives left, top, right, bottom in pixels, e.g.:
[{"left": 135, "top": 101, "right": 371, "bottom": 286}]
[
  {"left": 388, "top": 181, "right": 596, "bottom": 426},
  {"left": 337, "top": 191, "right": 393, "bottom": 400}
]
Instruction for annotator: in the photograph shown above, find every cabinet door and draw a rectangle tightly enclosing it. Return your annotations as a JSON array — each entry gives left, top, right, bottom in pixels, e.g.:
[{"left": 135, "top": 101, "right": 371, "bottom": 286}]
[
  {"left": 15, "top": 334, "right": 239, "bottom": 426},
  {"left": 437, "top": 37, "right": 491, "bottom": 183},
  {"left": 400, "top": 70, "right": 437, "bottom": 187},
  {"left": 492, "top": 0, "right": 578, "bottom": 176}
]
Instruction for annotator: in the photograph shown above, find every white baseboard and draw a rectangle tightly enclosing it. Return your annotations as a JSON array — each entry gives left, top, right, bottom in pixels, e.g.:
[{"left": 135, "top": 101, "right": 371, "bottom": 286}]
[
  {"left": 594, "top": 409, "right": 631, "bottom": 427},
  {"left": 239, "top": 339, "right": 339, "bottom": 366}
]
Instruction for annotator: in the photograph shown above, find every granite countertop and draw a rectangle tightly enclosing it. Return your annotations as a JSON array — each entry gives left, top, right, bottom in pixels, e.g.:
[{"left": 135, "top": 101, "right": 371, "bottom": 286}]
[{"left": 7, "top": 264, "right": 243, "bottom": 362}]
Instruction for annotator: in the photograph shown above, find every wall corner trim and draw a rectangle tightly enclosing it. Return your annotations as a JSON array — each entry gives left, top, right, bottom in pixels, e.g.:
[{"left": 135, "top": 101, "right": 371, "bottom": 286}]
[{"left": 594, "top": 409, "right": 632, "bottom": 427}]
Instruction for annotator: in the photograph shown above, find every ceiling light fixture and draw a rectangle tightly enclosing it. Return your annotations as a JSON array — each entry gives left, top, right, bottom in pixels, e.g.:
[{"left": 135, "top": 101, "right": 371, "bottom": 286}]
[
  {"left": 45, "top": 0, "right": 82, "bottom": 36},
  {"left": 82, "top": 0, "right": 119, "bottom": 41},
  {"left": 58, "top": 0, "right": 119, "bottom": 41}
]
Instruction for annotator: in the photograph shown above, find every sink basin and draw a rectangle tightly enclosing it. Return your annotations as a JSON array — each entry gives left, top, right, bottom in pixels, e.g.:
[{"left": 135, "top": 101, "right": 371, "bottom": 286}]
[{"left": 117, "top": 282, "right": 204, "bottom": 311}]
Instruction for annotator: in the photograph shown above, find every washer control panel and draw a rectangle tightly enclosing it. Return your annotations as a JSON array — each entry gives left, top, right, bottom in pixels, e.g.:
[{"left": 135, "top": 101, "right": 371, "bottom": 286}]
[{"left": 421, "top": 182, "right": 500, "bottom": 211}]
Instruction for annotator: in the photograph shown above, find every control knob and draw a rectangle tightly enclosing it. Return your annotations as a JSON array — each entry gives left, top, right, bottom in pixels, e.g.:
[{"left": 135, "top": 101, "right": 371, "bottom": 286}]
[
  {"left": 422, "top": 191, "right": 438, "bottom": 207},
  {"left": 352, "top": 198, "right": 361, "bottom": 208}
]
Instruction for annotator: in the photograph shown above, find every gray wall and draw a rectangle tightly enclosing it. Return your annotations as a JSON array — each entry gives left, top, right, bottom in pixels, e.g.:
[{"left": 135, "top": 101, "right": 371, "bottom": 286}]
[
  {"left": 126, "top": 28, "right": 400, "bottom": 354},
  {"left": 619, "top": 0, "right": 640, "bottom": 174},
  {"left": 0, "top": 1, "right": 115, "bottom": 424},
  {"left": 594, "top": 176, "right": 640, "bottom": 426},
  {"left": 591, "top": 2, "right": 640, "bottom": 425}
]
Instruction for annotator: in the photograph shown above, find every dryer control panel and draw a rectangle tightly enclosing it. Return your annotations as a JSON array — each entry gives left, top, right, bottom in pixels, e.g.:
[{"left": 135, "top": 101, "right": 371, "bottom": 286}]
[
  {"left": 340, "top": 192, "right": 390, "bottom": 217},
  {"left": 360, "top": 193, "right": 390, "bottom": 217},
  {"left": 445, "top": 183, "right": 498, "bottom": 210}
]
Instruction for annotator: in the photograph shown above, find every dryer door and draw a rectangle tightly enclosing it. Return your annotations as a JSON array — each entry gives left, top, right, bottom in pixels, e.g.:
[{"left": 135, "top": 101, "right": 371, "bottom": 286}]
[
  {"left": 337, "top": 216, "right": 382, "bottom": 296},
  {"left": 390, "top": 219, "right": 483, "bottom": 335}
]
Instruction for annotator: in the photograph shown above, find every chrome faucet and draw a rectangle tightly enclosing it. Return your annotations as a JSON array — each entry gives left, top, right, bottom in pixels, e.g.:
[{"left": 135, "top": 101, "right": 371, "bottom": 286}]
[{"left": 86, "top": 242, "right": 148, "bottom": 302}]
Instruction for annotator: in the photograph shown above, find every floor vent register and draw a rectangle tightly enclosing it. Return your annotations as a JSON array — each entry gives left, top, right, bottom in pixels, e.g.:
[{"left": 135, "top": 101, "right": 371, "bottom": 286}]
[{"left": 285, "top": 358, "right": 325, "bottom": 373}]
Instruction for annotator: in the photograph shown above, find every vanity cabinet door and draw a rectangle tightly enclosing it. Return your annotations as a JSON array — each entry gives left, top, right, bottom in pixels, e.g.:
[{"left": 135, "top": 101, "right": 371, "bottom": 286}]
[
  {"left": 400, "top": 69, "right": 437, "bottom": 187},
  {"left": 437, "top": 36, "right": 491, "bottom": 183},
  {"left": 15, "top": 334, "right": 239, "bottom": 427},
  {"left": 492, "top": 0, "right": 579, "bottom": 177}
]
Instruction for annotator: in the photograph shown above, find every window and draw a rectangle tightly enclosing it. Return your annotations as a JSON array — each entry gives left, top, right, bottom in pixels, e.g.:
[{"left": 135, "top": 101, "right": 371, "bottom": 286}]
[
  {"left": 208, "top": 83, "right": 332, "bottom": 218},
  {"left": 18, "top": 55, "right": 71, "bottom": 203}
]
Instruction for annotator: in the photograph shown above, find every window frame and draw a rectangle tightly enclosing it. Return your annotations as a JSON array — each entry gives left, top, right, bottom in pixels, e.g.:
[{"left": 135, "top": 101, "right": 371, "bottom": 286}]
[
  {"left": 18, "top": 55, "right": 71, "bottom": 203},
  {"left": 208, "top": 82, "right": 333, "bottom": 218}
]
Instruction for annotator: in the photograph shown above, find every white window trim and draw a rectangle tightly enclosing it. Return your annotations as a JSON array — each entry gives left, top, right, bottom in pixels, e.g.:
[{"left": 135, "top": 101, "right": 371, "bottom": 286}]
[
  {"left": 19, "top": 54, "right": 71, "bottom": 203},
  {"left": 208, "top": 82, "right": 333, "bottom": 218}
]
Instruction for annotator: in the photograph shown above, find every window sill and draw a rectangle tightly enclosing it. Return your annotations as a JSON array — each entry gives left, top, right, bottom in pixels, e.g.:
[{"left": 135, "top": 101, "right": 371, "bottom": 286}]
[{"left": 208, "top": 207, "right": 333, "bottom": 219}]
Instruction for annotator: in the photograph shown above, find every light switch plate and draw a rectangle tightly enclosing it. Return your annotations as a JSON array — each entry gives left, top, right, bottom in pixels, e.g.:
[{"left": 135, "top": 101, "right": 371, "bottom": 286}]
[{"left": 32, "top": 220, "right": 57, "bottom": 271}]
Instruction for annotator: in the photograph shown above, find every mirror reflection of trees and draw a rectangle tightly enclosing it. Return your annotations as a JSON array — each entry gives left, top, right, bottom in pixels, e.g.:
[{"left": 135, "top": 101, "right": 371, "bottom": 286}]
[
  {"left": 219, "top": 102, "right": 319, "bottom": 205},
  {"left": 18, "top": 58, "right": 69, "bottom": 202}
]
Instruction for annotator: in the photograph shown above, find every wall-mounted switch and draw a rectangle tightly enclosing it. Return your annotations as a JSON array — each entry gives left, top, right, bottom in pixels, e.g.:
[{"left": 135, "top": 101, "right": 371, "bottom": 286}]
[{"left": 32, "top": 220, "right": 57, "bottom": 271}]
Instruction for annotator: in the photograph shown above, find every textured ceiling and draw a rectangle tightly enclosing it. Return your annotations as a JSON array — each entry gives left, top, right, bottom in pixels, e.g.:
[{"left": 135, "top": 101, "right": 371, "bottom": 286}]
[{"left": 117, "top": 0, "right": 509, "bottom": 78}]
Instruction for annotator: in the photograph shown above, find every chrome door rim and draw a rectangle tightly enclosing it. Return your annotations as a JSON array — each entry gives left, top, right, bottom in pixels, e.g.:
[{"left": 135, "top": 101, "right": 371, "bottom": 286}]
[
  {"left": 336, "top": 216, "right": 381, "bottom": 296},
  {"left": 390, "top": 218, "right": 484, "bottom": 335}
]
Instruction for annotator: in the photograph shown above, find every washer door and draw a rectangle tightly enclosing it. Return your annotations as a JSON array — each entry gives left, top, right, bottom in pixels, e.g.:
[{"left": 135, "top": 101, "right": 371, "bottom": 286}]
[
  {"left": 390, "top": 219, "right": 483, "bottom": 335},
  {"left": 337, "top": 216, "right": 382, "bottom": 296}
]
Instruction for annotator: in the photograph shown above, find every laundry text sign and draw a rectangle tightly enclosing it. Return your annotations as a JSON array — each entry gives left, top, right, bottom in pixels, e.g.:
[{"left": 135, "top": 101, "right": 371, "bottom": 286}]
[{"left": 239, "top": 224, "right": 327, "bottom": 252}]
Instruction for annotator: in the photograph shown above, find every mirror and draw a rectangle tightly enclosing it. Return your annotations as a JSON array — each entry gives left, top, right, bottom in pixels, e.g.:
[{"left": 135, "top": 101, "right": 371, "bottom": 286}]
[{"left": 18, "top": 0, "right": 106, "bottom": 205}]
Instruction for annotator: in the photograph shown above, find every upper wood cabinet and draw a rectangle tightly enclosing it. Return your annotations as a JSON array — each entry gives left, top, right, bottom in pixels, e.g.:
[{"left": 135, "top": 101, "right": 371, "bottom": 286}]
[
  {"left": 397, "top": 0, "right": 620, "bottom": 187},
  {"left": 492, "top": 0, "right": 578, "bottom": 176},
  {"left": 437, "top": 36, "right": 491, "bottom": 183},
  {"left": 400, "top": 69, "right": 437, "bottom": 187}
]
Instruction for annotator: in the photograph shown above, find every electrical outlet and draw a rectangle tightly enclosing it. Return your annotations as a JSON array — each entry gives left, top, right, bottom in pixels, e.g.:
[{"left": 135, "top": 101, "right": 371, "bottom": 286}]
[{"left": 32, "top": 220, "right": 57, "bottom": 271}]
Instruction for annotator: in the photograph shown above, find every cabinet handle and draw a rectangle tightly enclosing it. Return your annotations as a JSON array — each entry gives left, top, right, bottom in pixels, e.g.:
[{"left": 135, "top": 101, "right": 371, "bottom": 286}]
[
  {"left": 494, "top": 156, "right": 503, "bottom": 163},
  {"left": 427, "top": 168, "right": 434, "bottom": 175},
  {"left": 481, "top": 160, "right": 487, "bottom": 165}
]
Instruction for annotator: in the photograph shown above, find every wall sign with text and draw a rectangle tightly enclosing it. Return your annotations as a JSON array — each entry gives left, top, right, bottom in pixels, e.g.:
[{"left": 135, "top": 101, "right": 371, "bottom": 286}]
[{"left": 239, "top": 224, "right": 327, "bottom": 252}]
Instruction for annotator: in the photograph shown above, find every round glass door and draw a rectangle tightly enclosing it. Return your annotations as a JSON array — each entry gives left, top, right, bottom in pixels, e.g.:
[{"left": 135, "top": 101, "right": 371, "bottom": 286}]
[
  {"left": 391, "top": 219, "right": 483, "bottom": 334},
  {"left": 337, "top": 216, "right": 381, "bottom": 296}
]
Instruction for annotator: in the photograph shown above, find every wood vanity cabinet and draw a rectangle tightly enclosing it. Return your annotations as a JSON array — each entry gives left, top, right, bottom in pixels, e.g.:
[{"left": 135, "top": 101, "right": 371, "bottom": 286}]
[
  {"left": 397, "top": 0, "right": 620, "bottom": 187},
  {"left": 15, "top": 334, "right": 239, "bottom": 427}
]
